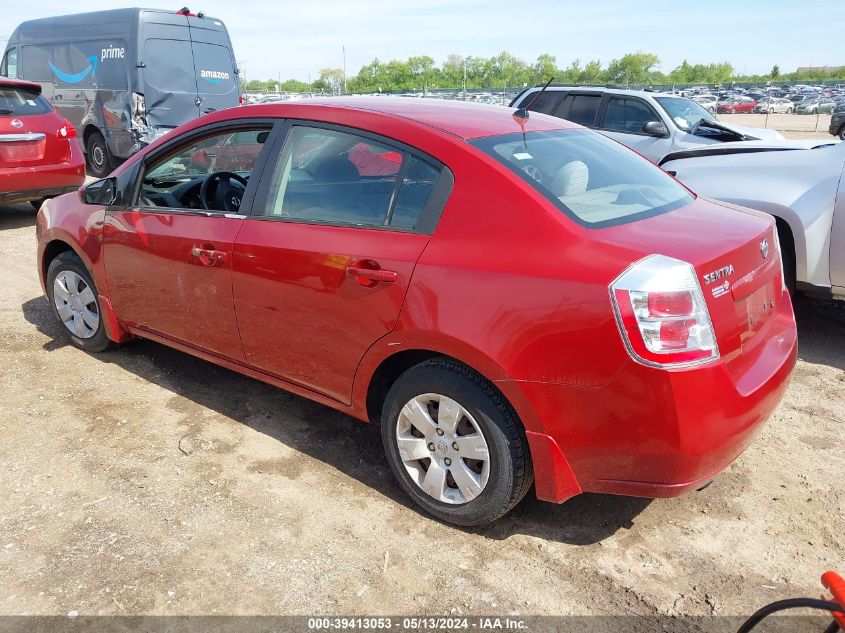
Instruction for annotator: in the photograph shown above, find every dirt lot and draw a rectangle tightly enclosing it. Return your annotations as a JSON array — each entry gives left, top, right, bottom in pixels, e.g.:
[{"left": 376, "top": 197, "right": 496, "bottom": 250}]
[
  {"left": 719, "top": 112, "right": 836, "bottom": 140},
  {"left": 0, "top": 202, "right": 843, "bottom": 622}
]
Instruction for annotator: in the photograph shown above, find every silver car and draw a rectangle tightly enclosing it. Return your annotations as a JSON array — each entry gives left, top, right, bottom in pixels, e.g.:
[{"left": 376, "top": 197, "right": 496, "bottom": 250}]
[
  {"left": 753, "top": 98, "right": 795, "bottom": 114},
  {"left": 509, "top": 86, "right": 783, "bottom": 163},
  {"left": 661, "top": 140, "right": 845, "bottom": 300},
  {"left": 795, "top": 97, "right": 836, "bottom": 114}
]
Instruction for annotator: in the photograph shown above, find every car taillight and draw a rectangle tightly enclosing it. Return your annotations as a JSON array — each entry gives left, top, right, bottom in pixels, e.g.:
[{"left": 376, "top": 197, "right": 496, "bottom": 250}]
[
  {"left": 610, "top": 255, "right": 719, "bottom": 368},
  {"left": 57, "top": 120, "right": 77, "bottom": 139}
]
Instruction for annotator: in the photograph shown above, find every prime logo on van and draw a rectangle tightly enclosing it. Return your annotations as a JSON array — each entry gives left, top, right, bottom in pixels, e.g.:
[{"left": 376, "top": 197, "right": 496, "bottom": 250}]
[
  {"left": 48, "top": 55, "right": 99, "bottom": 84},
  {"left": 201, "top": 70, "right": 230, "bottom": 84},
  {"left": 48, "top": 46, "right": 125, "bottom": 85}
]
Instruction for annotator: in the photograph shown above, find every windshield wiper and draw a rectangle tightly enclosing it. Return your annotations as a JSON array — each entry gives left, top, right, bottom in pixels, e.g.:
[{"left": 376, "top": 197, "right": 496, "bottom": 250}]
[{"left": 0, "top": 109, "right": 15, "bottom": 115}]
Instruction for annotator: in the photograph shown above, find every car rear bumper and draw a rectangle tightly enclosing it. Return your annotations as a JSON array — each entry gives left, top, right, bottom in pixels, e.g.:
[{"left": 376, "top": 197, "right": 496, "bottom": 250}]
[
  {"left": 507, "top": 291, "right": 797, "bottom": 503},
  {"left": 0, "top": 148, "right": 86, "bottom": 204}
]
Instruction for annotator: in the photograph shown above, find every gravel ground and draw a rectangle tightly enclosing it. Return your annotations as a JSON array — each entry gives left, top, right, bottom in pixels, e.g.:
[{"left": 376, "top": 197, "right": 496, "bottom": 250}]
[{"left": 0, "top": 202, "right": 842, "bottom": 623}]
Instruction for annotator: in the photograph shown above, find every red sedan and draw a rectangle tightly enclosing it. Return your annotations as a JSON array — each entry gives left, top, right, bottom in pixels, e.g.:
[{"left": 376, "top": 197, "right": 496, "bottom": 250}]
[
  {"left": 35, "top": 99, "right": 797, "bottom": 526},
  {"left": 717, "top": 96, "right": 757, "bottom": 114},
  {"left": 0, "top": 78, "right": 85, "bottom": 208}
]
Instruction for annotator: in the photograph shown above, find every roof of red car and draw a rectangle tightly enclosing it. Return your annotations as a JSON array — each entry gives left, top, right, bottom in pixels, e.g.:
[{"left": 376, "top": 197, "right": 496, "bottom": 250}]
[
  {"left": 244, "top": 97, "right": 577, "bottom": 140},
  {"left": 0, "top": 77, "right": 42, "bottom": 93}
]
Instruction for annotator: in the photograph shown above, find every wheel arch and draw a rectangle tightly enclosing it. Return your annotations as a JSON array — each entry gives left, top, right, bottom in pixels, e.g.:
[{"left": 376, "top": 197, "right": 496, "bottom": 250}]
[
  {"left": 81, "top": 124, "right": 102, "bottom": 151},
  {"left": 356, "top": 342, "right": 582, "bottom": 504},
  {"left": 41, "top": 238, "right": 77, "bottom": 284}
]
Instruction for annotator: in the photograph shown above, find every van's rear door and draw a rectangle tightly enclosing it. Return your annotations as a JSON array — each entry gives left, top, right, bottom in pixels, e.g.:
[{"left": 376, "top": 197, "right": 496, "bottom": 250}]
[
  {"left": 140, "top": 11, "right": 201, "bottom": 137},
  {"left": 185, "top": 15, "right": 239, "bottom": 115}
]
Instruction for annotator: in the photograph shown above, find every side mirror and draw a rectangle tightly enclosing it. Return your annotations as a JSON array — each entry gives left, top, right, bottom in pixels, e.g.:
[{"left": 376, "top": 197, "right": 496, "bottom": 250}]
[
  {"left": 81, "top": 178, "right": 119, "bottom": 206},
  {"left": 642, "top": 121, "right": 669, "bottom": 137}
]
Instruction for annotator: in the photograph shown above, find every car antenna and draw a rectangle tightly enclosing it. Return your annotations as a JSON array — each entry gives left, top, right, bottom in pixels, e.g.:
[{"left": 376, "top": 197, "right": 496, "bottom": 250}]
[{"left": 514, "top": 76, "right": 555, "bottom": 119}]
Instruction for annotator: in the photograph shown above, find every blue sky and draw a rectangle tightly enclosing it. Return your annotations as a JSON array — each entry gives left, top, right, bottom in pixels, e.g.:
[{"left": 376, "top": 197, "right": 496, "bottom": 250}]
[{"left": 2, "top": 0, "right": 840, "bottom": 81}]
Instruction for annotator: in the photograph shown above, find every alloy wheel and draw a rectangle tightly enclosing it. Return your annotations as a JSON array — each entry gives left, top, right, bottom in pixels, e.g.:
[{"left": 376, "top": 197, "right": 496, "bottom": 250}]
[
  {"left": 53, "top": 270, "right": 100, "bottom": 339},
  {"left": 395, "top": 393, "right": 490, "bottom": 505}
]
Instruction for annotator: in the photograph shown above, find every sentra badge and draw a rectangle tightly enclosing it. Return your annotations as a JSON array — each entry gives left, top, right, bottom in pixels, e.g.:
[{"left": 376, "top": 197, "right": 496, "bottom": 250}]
[{"left": 703, "top": 264, "right": 734, "bottom": 285}]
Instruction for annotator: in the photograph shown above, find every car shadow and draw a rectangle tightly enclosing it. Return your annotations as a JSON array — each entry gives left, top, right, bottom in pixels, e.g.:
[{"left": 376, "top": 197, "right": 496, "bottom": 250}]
[
  {"left": 21, "top": 294, "right": 650, "bottom": 545},
  {"left": 793, "top": 295, "right": 845, "bottom": 371},
  {"left": 0, "top": 204, "right": 36, "bottom": 230}
]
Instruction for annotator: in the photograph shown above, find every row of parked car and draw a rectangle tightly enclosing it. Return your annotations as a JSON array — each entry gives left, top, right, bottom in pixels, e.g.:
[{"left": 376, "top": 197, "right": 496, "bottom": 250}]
[{"left": 692, "top": 87, "right": 845, "bottom": 115}]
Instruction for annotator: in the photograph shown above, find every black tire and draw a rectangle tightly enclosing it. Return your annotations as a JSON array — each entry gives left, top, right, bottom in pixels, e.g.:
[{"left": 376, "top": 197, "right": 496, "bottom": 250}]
[
  {"left": 777, "top": 224, "right": 797, "bottom": 295},
  {"left": 381, "top": 358, "right": 533, "bottom": 526},
  {"left": 46, "top": 251, "right": 114, "bottom": 353},
  {"left": 30, "top": 199, "right": 45, "bottom": 211},
  {"left": 85, "top": 130, "right": 114, "bottom": 177},
  {"left": 838, "top": 125, "right": 845, "bottom": 141}
]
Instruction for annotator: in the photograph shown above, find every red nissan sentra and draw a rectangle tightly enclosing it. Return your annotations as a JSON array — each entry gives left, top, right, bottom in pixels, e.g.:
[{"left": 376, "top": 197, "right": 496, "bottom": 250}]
[
  {"left": 35, "top": 98, "right": 797, "bottom": 526},
  {"left": 0, "top": 78, "right": 85, "bottom": 208}
]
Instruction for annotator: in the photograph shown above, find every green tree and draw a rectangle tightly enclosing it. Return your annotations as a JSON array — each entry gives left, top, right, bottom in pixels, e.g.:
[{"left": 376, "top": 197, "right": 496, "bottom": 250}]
[
  {"left": 606, "top": 52, "right": 660, "bottom": 85},
  {"left": 315, "top": 67, "right": 344, "bottom": 94},
  {"left": 533, "top": 53, "right": 559, "bottom": 83},
  {"left": 580, "top": 60, "right": 605, "bottom": 84},
  {"left": 770, "top": 64, "right": 780, "bottom": 79}
]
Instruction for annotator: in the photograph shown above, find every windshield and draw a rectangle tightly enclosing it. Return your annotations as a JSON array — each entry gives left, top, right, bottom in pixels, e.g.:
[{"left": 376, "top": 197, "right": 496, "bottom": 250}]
[
  {"left": 655, "top": 97, "right": 717, "bottom": 131},
  {"left": 472, "top": 129, "right": 692, "bottom": 227}
]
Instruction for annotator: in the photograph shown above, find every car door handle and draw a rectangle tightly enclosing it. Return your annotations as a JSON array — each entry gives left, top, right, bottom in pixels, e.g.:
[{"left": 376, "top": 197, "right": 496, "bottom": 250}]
[
  {"left": 191, "top": 245, "right": 227, "bottom": 266},
  {"left": 346, "top": 266, "right": 398, "bottom": 284}
]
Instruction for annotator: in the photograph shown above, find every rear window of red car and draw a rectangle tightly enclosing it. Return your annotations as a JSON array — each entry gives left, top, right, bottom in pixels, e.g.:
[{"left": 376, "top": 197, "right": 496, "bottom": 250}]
[
  {"left": 473, "top": 129, "right": 692, "bottom": 228},
  {"left": 0, "top": 87, "right": 52, "bottom": 117}
]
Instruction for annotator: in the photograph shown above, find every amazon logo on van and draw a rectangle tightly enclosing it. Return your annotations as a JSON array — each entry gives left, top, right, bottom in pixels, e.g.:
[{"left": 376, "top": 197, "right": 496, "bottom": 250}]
[{"left": 200, "top": 70, "right": 230, "bottom": 84}]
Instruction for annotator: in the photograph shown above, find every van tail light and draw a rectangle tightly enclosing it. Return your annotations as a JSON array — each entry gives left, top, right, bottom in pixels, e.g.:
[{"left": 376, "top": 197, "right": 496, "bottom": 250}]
[
  {"left": 57, "top": 120, "right": 77, "bottom": 139},
  {"left": 610, "top": 254, "right": 719, "bottom": 368}
]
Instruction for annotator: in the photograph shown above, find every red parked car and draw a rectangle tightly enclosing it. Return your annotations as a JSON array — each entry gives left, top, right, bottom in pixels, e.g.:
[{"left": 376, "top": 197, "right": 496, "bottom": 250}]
[
  {"left": 0, "top": 78, "right": 85, "bottom": 209},
  {"left": 35, "top": 99, "right": 797, "bottom": 526},
  {"left": 717, "top": 96, "right": 757, "bottom": 114}
]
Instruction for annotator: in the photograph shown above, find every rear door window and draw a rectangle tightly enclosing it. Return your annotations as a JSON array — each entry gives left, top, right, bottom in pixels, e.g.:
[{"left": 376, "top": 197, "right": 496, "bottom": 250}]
[
  {"left": 259, "top": 126, "right": 446, "bottom": 232},
  {"left": 390, "top": 156, "right": 441, "bottom": 230},
  {"left": 561, "top": 94, "right": 601, "bottom": 126},
  {"left": 524, "top": 91, "right": 566, "bottom": 115},
  {"left": 262, "top": 126, "right": 403, "bottom": 227}
]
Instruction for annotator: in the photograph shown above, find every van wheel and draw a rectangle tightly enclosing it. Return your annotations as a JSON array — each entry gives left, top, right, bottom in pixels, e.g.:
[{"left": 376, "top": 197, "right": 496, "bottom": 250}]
[
  {"left": 839, "top": 126, "right": 845, "bottom": 141},
  {"left": 86, "top": 131, "right": 114, "bottom": 178},
  {"left": 381, "top": 358, "right": 533, "bottom": 526}
]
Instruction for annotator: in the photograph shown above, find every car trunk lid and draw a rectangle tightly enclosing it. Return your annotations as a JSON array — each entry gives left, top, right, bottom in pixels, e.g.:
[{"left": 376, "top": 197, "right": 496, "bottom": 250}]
[{"left": 597, "top": 197, "right": 782, "bottom": 361}]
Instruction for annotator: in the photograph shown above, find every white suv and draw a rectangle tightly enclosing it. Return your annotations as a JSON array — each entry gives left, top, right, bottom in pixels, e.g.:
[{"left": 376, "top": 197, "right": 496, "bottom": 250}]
[{"left": 510, "top": 86, "right": 783, "bottom": 162}]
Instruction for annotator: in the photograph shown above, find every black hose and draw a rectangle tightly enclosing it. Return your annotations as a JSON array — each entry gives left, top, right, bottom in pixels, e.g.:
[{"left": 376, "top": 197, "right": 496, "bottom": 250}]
[{"left": 737, "top": 598, "right": 842, "bottom": 633}]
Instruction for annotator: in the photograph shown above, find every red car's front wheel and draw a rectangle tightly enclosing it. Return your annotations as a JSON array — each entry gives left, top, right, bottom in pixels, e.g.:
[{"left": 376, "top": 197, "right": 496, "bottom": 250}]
[{"left": 46, "top": 252, "right": 114, "bottom": 353}]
